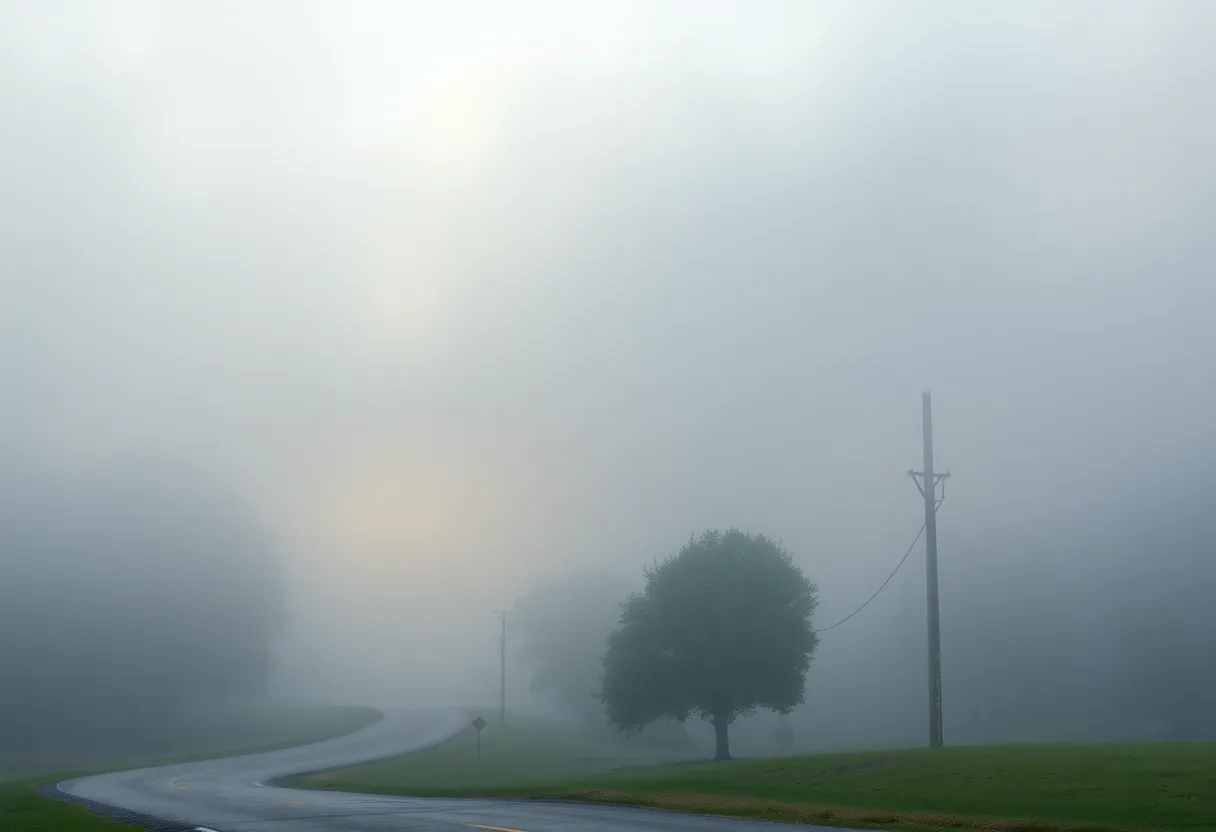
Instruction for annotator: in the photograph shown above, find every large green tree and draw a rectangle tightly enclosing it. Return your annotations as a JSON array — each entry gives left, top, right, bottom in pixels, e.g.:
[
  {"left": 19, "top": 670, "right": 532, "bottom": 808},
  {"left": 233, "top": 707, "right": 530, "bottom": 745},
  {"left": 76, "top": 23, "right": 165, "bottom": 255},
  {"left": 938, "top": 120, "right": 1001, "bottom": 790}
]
[{"left": 600, "top": 529, "right": 818, "bottom": 760}]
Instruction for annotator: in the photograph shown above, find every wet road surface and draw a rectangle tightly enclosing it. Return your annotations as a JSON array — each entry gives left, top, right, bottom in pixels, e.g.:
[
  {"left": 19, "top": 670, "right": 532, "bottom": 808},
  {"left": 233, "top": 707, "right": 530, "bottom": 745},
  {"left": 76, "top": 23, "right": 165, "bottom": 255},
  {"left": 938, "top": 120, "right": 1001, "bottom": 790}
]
[{"left": 59, "top": 708, "right": 842, "bottom": 831}]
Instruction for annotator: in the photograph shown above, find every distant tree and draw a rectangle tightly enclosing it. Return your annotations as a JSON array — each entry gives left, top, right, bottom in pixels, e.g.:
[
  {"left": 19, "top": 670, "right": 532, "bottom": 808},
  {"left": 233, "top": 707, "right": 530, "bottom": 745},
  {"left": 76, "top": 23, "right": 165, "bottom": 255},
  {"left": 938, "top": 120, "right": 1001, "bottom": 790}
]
[
  {"left": 513, "top": 571, "right": 637, "bottom": 728},
  {"left": 513, "top": 570, "right": 697, "bottom": 749},
  {"left": 600, "top": 529, "right": 818, "bottom": 761}
]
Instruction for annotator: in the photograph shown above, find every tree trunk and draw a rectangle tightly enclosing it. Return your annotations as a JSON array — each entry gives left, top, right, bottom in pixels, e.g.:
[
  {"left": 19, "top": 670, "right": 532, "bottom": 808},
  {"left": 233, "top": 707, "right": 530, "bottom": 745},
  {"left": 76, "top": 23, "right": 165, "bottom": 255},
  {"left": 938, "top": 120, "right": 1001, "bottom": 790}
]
[{"left": 713, "top": 710, "right": 731, "bottom": 761}]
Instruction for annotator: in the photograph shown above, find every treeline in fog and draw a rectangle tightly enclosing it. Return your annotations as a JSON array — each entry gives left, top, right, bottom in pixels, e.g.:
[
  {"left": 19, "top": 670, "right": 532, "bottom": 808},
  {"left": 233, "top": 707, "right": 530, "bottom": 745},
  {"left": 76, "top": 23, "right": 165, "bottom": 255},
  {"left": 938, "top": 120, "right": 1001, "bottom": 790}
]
[{"left": 0, "top": 460, "right": 286, "bottom": 772}]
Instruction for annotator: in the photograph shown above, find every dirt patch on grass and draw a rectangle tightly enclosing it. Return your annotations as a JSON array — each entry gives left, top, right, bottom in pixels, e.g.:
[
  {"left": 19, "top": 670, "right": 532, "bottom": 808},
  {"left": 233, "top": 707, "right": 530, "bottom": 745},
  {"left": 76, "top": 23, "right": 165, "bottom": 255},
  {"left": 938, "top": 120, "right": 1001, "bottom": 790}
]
[{"left": 546, "top": 790, "right": 1134, "bottom": 832}]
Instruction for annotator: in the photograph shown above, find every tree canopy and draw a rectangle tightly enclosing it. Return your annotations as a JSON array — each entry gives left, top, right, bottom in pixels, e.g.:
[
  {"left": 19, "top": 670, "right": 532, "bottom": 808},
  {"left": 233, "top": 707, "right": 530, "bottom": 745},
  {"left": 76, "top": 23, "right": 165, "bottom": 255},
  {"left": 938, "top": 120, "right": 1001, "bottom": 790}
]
[{"left": 600, "top": 528, "right": 818, "bottom": 760}]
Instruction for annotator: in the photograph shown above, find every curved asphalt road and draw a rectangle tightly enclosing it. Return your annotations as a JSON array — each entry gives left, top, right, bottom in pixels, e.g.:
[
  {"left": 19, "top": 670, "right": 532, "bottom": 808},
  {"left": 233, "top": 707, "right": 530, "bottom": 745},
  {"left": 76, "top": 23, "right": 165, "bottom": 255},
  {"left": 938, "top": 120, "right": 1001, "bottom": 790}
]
[{"left": 59, "top": 708, "right": 833, "bottom": 831}]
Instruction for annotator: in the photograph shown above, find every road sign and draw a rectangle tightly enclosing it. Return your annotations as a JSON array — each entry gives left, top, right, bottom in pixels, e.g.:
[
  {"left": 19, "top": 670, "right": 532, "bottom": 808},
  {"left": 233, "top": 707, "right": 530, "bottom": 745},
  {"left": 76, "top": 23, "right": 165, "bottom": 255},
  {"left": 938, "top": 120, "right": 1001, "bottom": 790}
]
[{"left": 472, "top": 715, "right": 487, "bottom": 763}]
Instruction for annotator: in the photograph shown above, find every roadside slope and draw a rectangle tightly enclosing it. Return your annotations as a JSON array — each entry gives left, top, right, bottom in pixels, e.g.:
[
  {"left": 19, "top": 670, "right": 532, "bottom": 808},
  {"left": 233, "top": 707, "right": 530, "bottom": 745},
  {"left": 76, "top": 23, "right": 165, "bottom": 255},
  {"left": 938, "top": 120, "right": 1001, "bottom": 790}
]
[{"left": 301, "top": 728, "right": 1216, "bottom": 832}]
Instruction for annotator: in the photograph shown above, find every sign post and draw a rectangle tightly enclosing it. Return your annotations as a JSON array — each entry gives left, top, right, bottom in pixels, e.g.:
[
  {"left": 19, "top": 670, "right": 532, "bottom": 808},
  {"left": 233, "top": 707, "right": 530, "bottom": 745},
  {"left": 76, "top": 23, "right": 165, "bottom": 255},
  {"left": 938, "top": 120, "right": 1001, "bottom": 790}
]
[{"left": 472, "top": 715, "right": 487, "bottom": 764}]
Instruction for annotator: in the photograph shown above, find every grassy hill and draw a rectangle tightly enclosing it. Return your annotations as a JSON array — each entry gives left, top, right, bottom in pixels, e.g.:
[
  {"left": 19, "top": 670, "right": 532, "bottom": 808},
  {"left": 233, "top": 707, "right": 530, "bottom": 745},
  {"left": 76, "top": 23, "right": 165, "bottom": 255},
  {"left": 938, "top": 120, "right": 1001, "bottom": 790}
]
[
  {"left": 299, "top": 709, "right": 691, "bottom": 790},
  {"left": 299, "top": 716, "right": 1216, "bottom": 832}
]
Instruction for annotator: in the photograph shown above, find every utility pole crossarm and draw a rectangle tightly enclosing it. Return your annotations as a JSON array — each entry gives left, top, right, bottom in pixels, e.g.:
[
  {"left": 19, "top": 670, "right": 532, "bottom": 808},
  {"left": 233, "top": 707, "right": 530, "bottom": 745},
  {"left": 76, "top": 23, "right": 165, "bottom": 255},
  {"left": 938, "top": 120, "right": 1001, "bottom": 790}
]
[{"left": 909, "top": 470, "right": 951, "bottom": 510}]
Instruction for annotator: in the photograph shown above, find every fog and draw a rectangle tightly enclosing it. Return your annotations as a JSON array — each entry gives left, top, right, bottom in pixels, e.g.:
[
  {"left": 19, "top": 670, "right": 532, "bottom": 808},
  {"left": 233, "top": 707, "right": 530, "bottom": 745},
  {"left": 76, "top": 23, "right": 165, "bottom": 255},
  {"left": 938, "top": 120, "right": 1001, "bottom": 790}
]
[{"left": 2, "top": 1, "right": 1215, "bottom": 763}]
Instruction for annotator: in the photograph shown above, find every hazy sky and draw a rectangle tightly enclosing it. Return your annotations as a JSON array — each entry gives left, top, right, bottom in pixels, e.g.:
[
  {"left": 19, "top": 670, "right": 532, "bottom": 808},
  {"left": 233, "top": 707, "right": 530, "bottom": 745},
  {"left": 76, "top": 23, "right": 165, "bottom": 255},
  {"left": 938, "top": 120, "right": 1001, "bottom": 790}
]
[{"left": 3, "top": 1, "right": 1215, "bottom": 706}]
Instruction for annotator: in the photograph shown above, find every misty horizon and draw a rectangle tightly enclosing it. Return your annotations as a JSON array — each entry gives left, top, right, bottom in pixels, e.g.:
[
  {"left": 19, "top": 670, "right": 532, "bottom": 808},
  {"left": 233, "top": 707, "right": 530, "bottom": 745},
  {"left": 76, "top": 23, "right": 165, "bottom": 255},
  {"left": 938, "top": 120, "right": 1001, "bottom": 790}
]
[{"left": 3, "top": 1, "right": 1215, "bottom": 761}]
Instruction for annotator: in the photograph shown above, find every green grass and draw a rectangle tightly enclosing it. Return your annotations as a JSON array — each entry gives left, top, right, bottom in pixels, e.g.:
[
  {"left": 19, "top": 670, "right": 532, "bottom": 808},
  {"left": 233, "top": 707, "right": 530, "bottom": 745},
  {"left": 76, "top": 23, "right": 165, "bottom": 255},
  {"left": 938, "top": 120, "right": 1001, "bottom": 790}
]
[
  {"left": 296, "top": 709, "right": 690, "bottom": 791},
  {"left": 0, "top": 778, "right": 136, "bottom": 832},
  {"left": 1, "top": 704, "right": 383, "bottom": 832},
  {"left": 301, "top": 719, "right": 1216, "bottom": 832}
]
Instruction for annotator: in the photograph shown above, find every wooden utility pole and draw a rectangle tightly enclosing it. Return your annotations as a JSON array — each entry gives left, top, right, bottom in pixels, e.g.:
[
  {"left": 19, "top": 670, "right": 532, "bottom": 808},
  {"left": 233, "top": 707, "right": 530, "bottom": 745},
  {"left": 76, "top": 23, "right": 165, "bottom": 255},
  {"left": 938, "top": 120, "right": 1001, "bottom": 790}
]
[
  {"left": 909, "top": 391, "right": 948, "bottom": 748},
  {"left": 494, "top": 611, "right": 509, "bottom": 726}
]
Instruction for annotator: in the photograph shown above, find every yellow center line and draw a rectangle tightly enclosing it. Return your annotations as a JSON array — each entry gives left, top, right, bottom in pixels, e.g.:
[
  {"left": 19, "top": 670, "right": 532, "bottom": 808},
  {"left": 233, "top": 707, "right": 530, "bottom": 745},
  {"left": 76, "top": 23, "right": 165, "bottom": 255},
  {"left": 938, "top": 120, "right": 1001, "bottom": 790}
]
[
  {"left": 278, "top": 799, "right": 306, "bottom": 806},
  {"left": 467, "top": 825, "right": 530, "bottom": 832},
  {"left": 167, "top": 777, "right": 189, "bottom": 792}
]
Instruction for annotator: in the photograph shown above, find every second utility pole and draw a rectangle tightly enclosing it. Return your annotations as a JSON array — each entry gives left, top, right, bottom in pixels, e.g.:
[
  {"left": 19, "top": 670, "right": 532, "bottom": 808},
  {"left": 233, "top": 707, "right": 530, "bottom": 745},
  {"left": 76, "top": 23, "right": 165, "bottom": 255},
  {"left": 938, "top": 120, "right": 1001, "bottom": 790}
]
[
  {"left": 495, "top": 611, "right": 509, "bottom": 726},
  {"left": 910, "top": 391, "right": 948, "bottom": 748}
]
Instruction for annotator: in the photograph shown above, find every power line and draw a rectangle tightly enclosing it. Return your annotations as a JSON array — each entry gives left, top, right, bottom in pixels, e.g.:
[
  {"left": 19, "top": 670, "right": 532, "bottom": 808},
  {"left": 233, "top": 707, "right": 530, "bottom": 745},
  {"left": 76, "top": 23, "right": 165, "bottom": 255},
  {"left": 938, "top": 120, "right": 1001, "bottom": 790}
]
[{"left": 813, "top": 523, "right": 926, "bottom": 634}]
